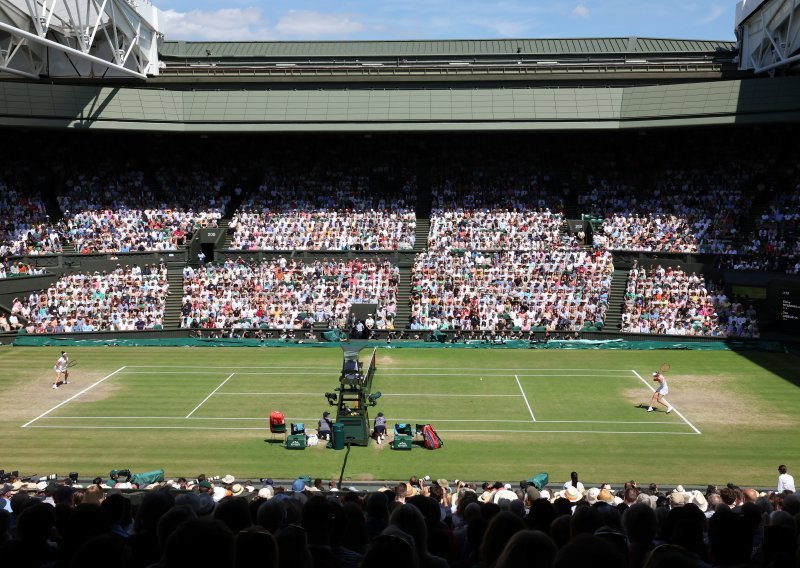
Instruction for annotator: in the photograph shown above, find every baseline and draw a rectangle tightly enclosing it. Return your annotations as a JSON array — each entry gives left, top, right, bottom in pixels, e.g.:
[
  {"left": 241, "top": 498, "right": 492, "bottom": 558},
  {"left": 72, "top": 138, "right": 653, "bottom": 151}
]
[
  {"left": 21, "top": 367, "right": 127, "bottom": 428},
  {"left": 632, "top": 370, "right": 701, "bottom": 434}
]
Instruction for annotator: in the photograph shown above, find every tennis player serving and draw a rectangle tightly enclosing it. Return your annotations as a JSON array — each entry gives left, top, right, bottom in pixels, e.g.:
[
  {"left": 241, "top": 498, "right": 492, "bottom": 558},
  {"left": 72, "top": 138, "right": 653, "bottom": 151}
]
[
  {"left": 52, "top": 351, "right": 69, "bottom": 389},
  {"left": 647, "top": 365, "right": 672, "bottom": 413}
]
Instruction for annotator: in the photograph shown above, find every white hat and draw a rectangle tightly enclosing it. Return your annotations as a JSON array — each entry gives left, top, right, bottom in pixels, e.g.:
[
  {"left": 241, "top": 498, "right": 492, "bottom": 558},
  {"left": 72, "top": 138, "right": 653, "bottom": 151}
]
[
  {"left": 562, "top": 486, "right": 583, "bottom": 503},
  {"left": 257, "top": 486, "right": 274, "bottom": 500},
  {"left": 222, "top": 474, "right": 235, "bottom": 484},
  {"left": 212, "top": 486, "right": 228, "bottom": 502},
  {"left": 586, "top": 487, "right": 601, "bottom": 505}
]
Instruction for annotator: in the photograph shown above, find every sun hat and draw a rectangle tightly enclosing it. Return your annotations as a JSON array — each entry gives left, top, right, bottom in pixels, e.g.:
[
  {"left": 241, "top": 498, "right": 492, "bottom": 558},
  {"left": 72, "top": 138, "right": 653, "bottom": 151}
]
[
  {"left": 691, "top": 490, "right": 708, "bottom": 512},
  {"left": 222, "top": 474, "right": 235, "bottom": 484},
  {"left": 231, "top": 484, "right": 245, "bottom": 496},
  {"left": 292, "top": 478, "right": 306, "bottom": 492},
  {"left": 212, "top": 486, "right": 228, "bottom": 502},
  {"left": 598, "top": 489, "right": 616, "bottom": 505},
  {"left": 586, "top": 487, "right": 601, "bottom": 505},
  {"left": 257, "top": 486, "right": 274, "bottom": 500},
  {"left": 563, "top": 486, "right": 582, "bottom": 502},
  {"left": 669, "top": 491, "right": 686, "bottom": 507}
]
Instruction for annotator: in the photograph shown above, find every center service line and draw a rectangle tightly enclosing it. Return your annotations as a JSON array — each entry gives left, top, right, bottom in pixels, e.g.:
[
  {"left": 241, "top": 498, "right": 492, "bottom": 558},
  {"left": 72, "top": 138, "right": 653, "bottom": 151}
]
[
  {"left": 515, "top": 374, "right": 536, "bottom": 422},
  {"left": 186, "top": 373, "right": 235, "bottom": 418}
]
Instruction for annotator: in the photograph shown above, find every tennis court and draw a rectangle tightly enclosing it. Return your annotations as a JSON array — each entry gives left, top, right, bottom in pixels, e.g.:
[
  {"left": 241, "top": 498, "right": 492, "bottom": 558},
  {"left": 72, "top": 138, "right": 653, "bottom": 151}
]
[{"left": 22, "top": 364, "right": 700, "bottom": 436}]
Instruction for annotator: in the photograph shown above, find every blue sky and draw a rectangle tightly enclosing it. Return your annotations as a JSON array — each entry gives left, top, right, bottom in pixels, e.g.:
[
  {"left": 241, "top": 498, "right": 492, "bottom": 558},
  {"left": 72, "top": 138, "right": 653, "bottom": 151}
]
[{"left": 155, "top": 1, "right": 738, "bottom": 43}]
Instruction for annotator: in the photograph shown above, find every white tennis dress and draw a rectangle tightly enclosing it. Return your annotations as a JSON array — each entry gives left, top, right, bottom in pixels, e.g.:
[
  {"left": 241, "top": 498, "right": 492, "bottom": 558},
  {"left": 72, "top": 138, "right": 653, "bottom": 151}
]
[
  {"left": 54, "top": 356, "right": 67, "bottom": 373},
  {"left": 655, "top": 376, "right": 668, "bottom": 395}
]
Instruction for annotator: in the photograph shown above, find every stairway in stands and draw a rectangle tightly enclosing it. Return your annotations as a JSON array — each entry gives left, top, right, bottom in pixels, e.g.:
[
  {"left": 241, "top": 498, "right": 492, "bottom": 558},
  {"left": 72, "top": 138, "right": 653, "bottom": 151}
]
[
  {"left": 164, "top": 262, "right": 185, "bottom": 329},
  {"left": 217, "top": 219, "right": 232, "bottom": 250},
  {"left": 604, "top": 268, "right": 630, "bottom": 331},
  {"left": 392, "top": 217, "right": 429, "bottom": 330}
]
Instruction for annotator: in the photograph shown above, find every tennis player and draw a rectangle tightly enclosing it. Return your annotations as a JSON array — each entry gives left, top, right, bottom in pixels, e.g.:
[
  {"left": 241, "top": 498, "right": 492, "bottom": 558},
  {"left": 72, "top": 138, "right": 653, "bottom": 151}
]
[
  {"left": 647, "top": 371, "right": 672, "bottom": 413},
  {"left": 53, "top": 351, "right": 69, "bottom": 389}
]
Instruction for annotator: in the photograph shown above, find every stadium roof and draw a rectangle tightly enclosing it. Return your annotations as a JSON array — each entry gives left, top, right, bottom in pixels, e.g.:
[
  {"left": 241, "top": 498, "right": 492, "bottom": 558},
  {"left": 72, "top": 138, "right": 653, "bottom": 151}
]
[{"left": 160, "top": 37, "right": 736, "bottom": 60}]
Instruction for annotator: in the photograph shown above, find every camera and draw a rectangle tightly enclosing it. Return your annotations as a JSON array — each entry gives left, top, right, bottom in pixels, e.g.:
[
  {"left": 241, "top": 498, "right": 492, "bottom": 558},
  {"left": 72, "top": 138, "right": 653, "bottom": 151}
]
[
  {"left": 210, "top": 475, "right": 220, "bottom": 481},
  {"left": 421, "top": 475, "right": 430, "bottom": 482}
]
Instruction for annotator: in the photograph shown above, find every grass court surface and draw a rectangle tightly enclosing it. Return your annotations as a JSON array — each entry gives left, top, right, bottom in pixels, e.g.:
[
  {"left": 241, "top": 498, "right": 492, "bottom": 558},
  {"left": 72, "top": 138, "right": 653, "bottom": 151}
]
[{"left": 1, "top": 346, "right": 798, "bottom": 487}]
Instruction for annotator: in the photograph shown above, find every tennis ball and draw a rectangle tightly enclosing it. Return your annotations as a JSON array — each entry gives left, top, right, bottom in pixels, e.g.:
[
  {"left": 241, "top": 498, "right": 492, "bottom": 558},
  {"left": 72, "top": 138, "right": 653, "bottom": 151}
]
[{"left": 480, "top": 377, "right": 483, "bottom": 381}]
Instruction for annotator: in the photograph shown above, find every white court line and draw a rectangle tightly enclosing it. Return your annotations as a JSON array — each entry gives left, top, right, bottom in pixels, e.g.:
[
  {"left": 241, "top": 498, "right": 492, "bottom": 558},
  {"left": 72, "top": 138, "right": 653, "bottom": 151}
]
[
  {"left": 515, "top": 374, "right": 536, "bottom": 422},
  {"left": 119, "top": 371, "right": 633, "bottom": 378},
  {"left": 632, "top": 370, "right": 701, "bottom": 434},
  {"left": 22, "top": 425, "right": 699, "bottom": 434},
  {"left": 217, "top": 392, "right": 520, "bottom": 397},
  {"left": 186, "top": 373, "right": 235, "bottom": 418},
  {"left": 21, "top": 367, "right": 127, "bottom": 428},
  {"left": 32, "top": 416, "right": 679, "bottom": 424},
  {"left": 123, "top": 365, "right": 634, "bottom": 372}
]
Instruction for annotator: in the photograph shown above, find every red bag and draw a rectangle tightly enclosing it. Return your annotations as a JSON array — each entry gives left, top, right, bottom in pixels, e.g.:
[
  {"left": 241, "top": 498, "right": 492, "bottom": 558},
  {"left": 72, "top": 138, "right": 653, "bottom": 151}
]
[
  {"left": 422, "top": 424, "right": 443, "bottom": 450},
  {"left": 270, "top": 411, "right": 285, "bottom": 428}
]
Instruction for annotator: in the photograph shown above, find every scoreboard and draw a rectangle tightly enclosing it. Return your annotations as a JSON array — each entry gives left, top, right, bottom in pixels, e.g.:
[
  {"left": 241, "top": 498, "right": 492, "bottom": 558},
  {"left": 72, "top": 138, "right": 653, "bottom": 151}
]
[{"left": 780, "top": 288, "right": 800, "bottom": 322}]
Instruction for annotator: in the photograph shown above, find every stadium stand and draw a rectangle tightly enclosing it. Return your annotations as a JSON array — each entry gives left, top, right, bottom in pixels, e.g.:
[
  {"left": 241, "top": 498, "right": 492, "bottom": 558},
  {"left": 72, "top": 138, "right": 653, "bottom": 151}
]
[
  {"left": 11, "top": 264, "right": 168, "bottom": 333},
  {"left": 408, "top": 248, "right": 612, "bottom": 333},
  {"left": 228, "top": 167, "right": 416, "bottom": 251},
  {"left": 621, "top": 262, "right": 759, "bottom": 337},
  {"left": 0, "top": 474, "right": 794, "bottom": 568},
  {"left": 181, "top": 257, "right": 399, "bottom": 332}
]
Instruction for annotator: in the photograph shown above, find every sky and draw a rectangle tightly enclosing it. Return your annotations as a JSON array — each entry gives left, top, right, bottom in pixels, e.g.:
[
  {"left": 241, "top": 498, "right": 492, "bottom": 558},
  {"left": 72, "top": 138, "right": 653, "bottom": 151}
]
[{"left": 154, "top": 1, "right": 739, "bottom": 43}]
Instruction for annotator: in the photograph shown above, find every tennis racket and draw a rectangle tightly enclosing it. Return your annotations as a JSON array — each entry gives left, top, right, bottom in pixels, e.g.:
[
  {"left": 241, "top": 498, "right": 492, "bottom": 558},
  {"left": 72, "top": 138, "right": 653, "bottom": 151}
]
[
  {"left": 67, "top": 360, "right": 78, "bottom": 368},
  {"left": 658, "top": 363, "right": 670, "bottom": 373}
]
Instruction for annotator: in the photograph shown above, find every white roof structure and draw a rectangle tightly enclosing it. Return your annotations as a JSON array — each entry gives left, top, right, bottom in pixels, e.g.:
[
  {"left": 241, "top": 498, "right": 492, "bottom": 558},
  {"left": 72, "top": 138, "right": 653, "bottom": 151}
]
[
  {"left": 0, "top": 0, "right": 161, "bottom": 79},
  {"left": 736, "top": 0, "right": 800, "bottom": 74}
]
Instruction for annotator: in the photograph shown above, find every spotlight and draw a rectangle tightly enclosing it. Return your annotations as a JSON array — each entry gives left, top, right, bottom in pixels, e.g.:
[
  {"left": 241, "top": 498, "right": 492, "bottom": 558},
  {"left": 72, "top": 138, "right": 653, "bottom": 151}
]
[{"left": 368, "top": 391, "right": 382, "bottom": 406}]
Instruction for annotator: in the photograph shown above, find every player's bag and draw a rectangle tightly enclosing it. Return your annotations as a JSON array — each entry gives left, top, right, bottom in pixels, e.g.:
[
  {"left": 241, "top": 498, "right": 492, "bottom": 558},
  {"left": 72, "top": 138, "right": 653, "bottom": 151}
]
[{"left": 422, "top": 424, "right": 443, "bottom": 450}]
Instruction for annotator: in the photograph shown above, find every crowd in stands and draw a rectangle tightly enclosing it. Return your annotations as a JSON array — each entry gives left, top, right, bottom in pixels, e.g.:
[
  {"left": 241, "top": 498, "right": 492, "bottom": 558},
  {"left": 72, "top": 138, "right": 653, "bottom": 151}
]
[
  {"left": 8, "top": 264, "right": 168, "bottom": 334},
  {"left": 56, "top": 170, "right": 229, "bottom": 254},
  {"left": 181, "top": 257, "right": 399, "bottom": 332},
  {"left": 408, "top": 248, "right": 612, "bottom": 332},
  {"left": 229, "top": 169, "right": 416, "bottom": 251},
  {"left": 579, "top": 167, "right": 754, "bottom": 253},
  {"left": 428, "top": 173, "right": 566, "bottom": 252},
  {"left": 0, "top": 466, "right": 797, "bottom": 568},
  {"left": 621, "top": 262, "right": 759, "bottom": 337},
  {"left": 0, "top": 183, "right": 62, "bottom": 256},
  {"left": 0, "top": 259, "right": 45, "bottom": 279}
]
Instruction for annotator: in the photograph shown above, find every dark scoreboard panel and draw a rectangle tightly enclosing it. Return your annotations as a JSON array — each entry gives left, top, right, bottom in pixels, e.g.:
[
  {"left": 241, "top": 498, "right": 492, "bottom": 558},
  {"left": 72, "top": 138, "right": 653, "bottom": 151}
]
[{"left": 781, "top": 288, "right": 800, "bottom": 322}]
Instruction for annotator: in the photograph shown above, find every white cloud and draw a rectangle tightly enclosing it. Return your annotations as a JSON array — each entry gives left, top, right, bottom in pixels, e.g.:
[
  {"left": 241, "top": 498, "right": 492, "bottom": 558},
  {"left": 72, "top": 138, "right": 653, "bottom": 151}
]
[
  {"left": 571, "top": 4, "right": 589, "bottom": 18},
  {"left": 697, "top": 5, "right": 727, "bottom": 26},
  {"left": 159, "top": 8, "right": 273, "bottom": 41},
  {"left": 275, "top": 10, "right": 366, "bottom": 37}
]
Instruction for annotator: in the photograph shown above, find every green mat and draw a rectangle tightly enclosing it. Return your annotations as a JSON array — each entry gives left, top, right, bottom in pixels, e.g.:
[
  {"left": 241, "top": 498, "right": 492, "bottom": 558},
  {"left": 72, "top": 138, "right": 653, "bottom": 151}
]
[{"left": 11, "top": 334, "right": 782, "bottom": 351}]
